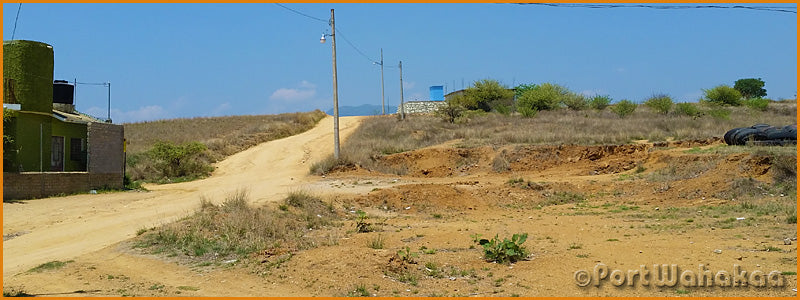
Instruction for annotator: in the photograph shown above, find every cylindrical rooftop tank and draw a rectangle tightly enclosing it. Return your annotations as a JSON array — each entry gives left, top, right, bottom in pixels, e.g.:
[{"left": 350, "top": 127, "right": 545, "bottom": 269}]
[
  {"left": 3, "top": 40, "right": 54, "bottom": 113},
  {"left": 53, "top": 80, "right": 74, "bottom": 104}
]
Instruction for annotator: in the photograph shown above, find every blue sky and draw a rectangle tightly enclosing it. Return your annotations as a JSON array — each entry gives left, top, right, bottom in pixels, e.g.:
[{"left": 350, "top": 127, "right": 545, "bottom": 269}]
[{"left": 3, "top": 3, "right": 797, "bottom": 123}]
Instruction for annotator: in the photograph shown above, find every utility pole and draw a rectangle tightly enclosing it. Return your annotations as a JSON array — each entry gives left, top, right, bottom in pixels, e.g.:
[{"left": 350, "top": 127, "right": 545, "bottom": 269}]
[
  {"left": 399, "top": 60, "right": 405, "bottom": 120},
  {"left": 380, "top": 48, "right": 385, "bottom": 115},
  {"left": 106, "top": 81, "right": 111, "bottom": 123},
  {"left": 330, "top": 9, "right": 340, "bottom": 159}
]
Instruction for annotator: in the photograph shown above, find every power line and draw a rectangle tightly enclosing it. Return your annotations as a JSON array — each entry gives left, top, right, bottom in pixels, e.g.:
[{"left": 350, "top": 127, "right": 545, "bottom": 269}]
[
  {"left": 274, "top": 3, "right": 380, "bottom": 64},
  {"left": 274, "top": 3, "right": 327, "bottom": 23},
  {"left": 334, "top": 27, "right": 379, "bottom": 64},
  {"left": 515, "top": 3, "right": 796, "bottom": 14},
  {"left": 11, "top": 4, "right": 22, "bottom": 40}
]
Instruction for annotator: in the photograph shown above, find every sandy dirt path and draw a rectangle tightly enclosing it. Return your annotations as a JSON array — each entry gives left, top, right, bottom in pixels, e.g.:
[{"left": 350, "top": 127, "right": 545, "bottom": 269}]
[{"left": 2, "top": 115, "right": 364, "bottom": 278}]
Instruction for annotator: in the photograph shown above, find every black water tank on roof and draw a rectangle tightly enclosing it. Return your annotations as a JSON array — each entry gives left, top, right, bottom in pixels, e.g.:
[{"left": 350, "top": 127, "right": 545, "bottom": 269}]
[{"left": 53, "top": 80, "right": 74, "bottom": 104}]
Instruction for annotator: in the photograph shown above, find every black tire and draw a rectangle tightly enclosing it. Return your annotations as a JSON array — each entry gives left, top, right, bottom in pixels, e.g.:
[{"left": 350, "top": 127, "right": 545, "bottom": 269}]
[
  {"left": 724, "top": 127, "right": 744, "bottom": 145},
  {"left": 734, "top": 128, "right": 769, "bottom": 145}
]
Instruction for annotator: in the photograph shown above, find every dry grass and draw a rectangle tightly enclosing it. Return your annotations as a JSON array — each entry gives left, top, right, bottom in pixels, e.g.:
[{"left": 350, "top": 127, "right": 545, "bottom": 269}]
[
  {"left": 312, "top": 103, "right": 796, "bottom": 174},
  {"left": 125, "top": 110, "right": 327, "bottom": 181},
  {"left": 125, "top": 110, "right": 327, "bottom": 160},
  {"left": 134, "top": 189, "right": 340, "bottom": 265}
]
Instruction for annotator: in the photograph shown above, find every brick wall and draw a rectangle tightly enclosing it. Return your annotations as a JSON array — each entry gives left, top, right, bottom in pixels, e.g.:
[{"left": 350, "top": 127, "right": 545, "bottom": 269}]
[
  {"left": 2, "top": 122, "right": 126, "bottom": 201},
  {"left": 3, "top": 172, "right": 122, "bottom": 200},
  {"left": 88, "top": 122, "right": 124, "bottom": 174}
]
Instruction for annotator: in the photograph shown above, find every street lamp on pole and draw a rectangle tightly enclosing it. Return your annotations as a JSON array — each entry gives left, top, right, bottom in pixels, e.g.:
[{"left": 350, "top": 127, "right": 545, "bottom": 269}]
[{"left": 320, "top": 9, "right": 340, "bottom": 159}]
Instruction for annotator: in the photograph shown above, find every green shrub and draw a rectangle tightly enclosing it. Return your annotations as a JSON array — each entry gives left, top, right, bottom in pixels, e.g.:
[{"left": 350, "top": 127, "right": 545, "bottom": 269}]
[
  {"left": 517, "top": 83, "right": 569, "bottom": 111},
  {"left": 610, "top": 100, "right": 637, "bottom": 118},
  {"left": 148, "top": 141, "right": 213, "bottom": 180},
  {"left": 674, "top": 102, "right": 702, "bottom": 117},
  {"left": 644, "top": 94, "right": 673, "bottom": 114},
  {"left": 743, "top": 98, "right": 769, "bottom": 111},
  {"left": 457, "top": 79, "right": 514, "bottom": 112},
  {"left": 563, "top": 93, "right": 589, "bottom": 111},
  {"left": 589, "top": 95, "right": 612, "bottom": 110},
  {"left": 517, "top": 106, "right": 538, "bottom": 118},
  {"left": 706, "top": 107, "right": 731, "bottom": 120},
  {"left": 475, "top": 233, "right": 529, "bottom": 264},
  {"left": 704, "top": 85, "right": 742, "bottom": 106}
]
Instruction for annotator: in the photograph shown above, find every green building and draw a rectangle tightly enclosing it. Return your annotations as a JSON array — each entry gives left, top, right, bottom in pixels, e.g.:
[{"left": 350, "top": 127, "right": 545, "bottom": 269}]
[{"left": 3, "top": 40, "right": 125, "bottom": 200}]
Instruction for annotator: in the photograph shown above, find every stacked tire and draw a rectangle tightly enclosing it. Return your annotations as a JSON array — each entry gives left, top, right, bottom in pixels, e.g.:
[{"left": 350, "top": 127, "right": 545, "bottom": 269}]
[{"left": 724, "top": 124, "right": 797, "bottom": 146}]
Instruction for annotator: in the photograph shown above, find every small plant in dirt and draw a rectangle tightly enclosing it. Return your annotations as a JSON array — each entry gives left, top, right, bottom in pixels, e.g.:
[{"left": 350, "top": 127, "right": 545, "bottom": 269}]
[
  {"left": 396, "top": 246, "right": 419, "bottom": 264},
  {"left": 347, "top": 284, "right": 370, "bottom": 297},
  {"left": 475, "top": 233, "right": 530, "bottom": 264},
  {"left": 368, "top": 235, "right": 385, "bottom": 249},
  {"left": 28, "top": 260, "right": 74, "bottom": 273},
  {"left": 355, "top": 210, "right": 373, "bottom": 233}
]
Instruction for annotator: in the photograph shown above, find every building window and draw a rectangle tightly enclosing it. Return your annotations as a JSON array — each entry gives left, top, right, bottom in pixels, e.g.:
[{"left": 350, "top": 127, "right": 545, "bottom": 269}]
[{"left": 70, "top": 138, "right": 85, "bottom": 161}]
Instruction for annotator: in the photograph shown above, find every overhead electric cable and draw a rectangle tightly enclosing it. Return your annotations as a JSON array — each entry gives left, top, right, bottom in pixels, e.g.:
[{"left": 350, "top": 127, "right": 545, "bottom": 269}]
[
  {"left": 11, "top": 4, "right": 22, "bottom": 40},
  {"left": 274, "top": 3, "right": 380, "bottom": 64},
  {"left": 515, "top": 3, "right": 796, "bottom": 14}
]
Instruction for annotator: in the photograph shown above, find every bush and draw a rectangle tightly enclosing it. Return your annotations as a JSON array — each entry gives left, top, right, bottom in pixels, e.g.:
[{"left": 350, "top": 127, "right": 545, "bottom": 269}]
[
  {"left": 517, "top": 106, "right": 538, "bottom": 118},
  {"left": 148, "top": 141, "right": 213, "bottom": 180},
  {"left": 675, "top": 102, "right": 702, "bottom": 117},
  {"left": 644, "top": 94, "right": 673, "bottom": 114},
  {"left": 435, "top": 102, "right": 465, "bottom": 123},
  {"left": 589, "top": 95, "right": 612, "bottom": 110},
  {"left": 459, "top": 79, "right": 515, "bottom": 112},
  {"left": 704, "top": 85, "right": 742, "bottom": 106},
  {"left": 706, "top": 107, "right": 731, "bottom": 120},
  {"left": 563, "top": 93, "right": 589, "bottom": 111},
  {"left": 610, "top": 100, "right": 637, "bottom": 118},
  {"left": 474, "top": 233, "right": 529, "bottom": 264},
  {"left": 743, "top": 98, "right": 769, "bottom": 111},
  {"left": 517, "top": 83, "right": 569, "bottom": 111}
]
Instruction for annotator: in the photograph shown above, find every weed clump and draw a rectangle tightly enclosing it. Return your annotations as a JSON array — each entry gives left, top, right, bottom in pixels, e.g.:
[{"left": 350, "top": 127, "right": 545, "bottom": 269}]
[
  {"left": 134, "top": 190, "right": 339, "bottom": 267},
  {"left": 473, "top": 233, "right": 530, "bottom": 264}
]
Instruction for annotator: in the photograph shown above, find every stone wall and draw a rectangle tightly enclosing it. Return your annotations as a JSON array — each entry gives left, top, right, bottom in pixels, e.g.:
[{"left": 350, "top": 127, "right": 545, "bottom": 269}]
[
  {"left": 3, "top": 172, "right": 122, "bottom": 200},
  {"left": 396, "top": 101, "right": 447, "bottom": 115}
]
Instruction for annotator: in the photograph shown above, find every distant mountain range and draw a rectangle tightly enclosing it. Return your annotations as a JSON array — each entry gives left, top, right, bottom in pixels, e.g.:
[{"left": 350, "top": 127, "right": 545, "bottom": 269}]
[{"left": 325, "top": 104, "right": 397, "bottom": 116}]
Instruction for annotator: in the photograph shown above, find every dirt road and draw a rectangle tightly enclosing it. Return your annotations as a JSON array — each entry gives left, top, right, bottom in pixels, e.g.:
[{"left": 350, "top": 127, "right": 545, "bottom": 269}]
[{"left": 2, "top": 115, "right": 364, "bottom": 278}]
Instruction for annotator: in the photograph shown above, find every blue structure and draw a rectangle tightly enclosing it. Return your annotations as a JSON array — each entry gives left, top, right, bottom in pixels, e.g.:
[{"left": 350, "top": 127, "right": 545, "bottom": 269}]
[{"left": 429, "top": 85, "right": 444, "bottom": 101}]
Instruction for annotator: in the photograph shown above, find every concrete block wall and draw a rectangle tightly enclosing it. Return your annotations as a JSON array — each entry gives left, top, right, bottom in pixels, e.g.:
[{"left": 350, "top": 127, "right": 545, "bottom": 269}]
[
  {"left": 3, "top": 172, "right": 122, "bottom": 200},
  {"left": 88, "top": 122, "right": 124, "bottom": 174},
  {"left": 2, "top": 122, "right": 125, "bottom": 201},
  {"left": 396, "top": 101, "right": 447, "bottom": 115}
]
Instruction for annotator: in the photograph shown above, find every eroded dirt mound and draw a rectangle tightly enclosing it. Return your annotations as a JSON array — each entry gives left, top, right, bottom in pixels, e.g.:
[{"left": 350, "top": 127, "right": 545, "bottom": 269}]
[{"left": 353, "top": 183, "right": 488, "bottom": 212}]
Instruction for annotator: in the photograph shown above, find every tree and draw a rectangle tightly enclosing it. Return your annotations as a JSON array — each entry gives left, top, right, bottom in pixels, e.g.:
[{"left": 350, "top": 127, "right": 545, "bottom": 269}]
[
  {"left": 734, "top": 78, "right": 767, "bottom": 99},
  {"left": 703, "top": 85, "right": 742, "bottom": 106}
]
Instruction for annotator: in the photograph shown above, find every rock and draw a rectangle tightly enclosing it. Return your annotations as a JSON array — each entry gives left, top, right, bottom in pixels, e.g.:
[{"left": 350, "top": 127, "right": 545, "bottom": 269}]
[
  {"left": 714, "top": 249, "right": 723, "bottom": 254},
  {"left": 784, "top": 238, "right": 792, "bottom": 245}
]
